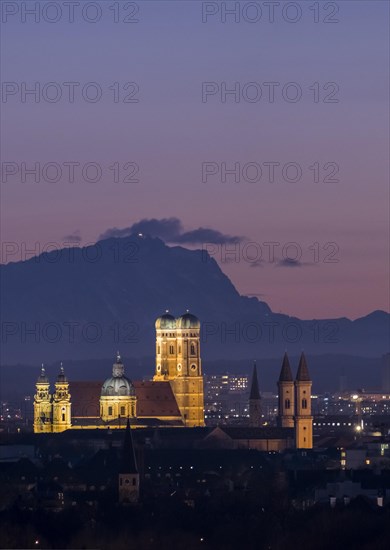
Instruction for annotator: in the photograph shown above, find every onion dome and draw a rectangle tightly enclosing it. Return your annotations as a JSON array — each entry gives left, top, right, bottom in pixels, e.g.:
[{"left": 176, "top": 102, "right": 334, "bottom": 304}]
[
  {"left": 56, "top": 364, "right": 67, "bottom": 383},
  {"left": 101, "top": 353, "right": 135, "bottom": 397},
  {"left": 155, "top": 311, "right": 176, "bottom": 330},
  {"left": 177, "top": 311, "right": 200, "bottom": 329},
  {"left": 37, "top": 365, "right": 49, "bottom": 383}
]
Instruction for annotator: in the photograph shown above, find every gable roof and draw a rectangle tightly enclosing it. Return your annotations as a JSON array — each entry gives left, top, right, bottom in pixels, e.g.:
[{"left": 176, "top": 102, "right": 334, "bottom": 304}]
[
  {"left": 133, "top": 381, "right": 181, "bottom": 417},
  {"left": 69, "top": 380, "right": 182, "bottom": 419},
  {"left": 211, "top": 426, "right": 294, "bottom": 440}
]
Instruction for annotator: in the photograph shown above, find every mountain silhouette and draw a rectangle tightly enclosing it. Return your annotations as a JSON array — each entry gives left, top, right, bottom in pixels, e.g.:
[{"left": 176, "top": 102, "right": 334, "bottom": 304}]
[{"left": 1, "top": 234, "right": 389, "bottom": 364}]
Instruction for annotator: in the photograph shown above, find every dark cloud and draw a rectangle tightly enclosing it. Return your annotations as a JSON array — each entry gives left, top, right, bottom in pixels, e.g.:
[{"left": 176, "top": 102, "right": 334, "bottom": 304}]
[
  {"left": 99, "top": 218, "right": 244, "bottom": 245},
  {"left": 176, "top": 228, "right": 242, "bottom": 245},
  {"left": 276, "top": 258, "right": 314, "bottom": 268},
  {"left": 63, "top": 231, "right": 82, "bottom": 243}
]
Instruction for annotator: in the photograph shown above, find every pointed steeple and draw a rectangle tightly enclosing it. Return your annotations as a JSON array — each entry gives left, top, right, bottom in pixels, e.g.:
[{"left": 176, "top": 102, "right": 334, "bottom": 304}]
[
  {"left": 279, "top": 352, "right": 293, "bottom": 382},
  {"left": 296, "top": 352, "right": 311, "bottom": 381},
  {"left": 249, "top": 361, "right": 260, "bottom": 400},
  {"left": 121, "top": 418, "right": 138, "bottom": 473}
]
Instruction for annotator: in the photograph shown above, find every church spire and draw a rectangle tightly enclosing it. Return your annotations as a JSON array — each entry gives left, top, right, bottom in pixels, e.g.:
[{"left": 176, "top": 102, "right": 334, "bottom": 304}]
[
  {"left": 279, "top": 352, "right": 293, "bottom": 382},
  {"left": 249, "top": 361, "right": 261, "bottom": 427},
  {"left": 296, "top": 352, "right": 311, "bottom": 381},
  {"left": 249, "top": 361, "right": 260, "bottom": 400},
  {"left": 277, "top": 353, "right": 295, "bottom": 428},
  {"left": 121, "top": 418, "right": 138, "bottom": 474},
  {"left": 118, "top": 418, "right": 140, "bottom": 503}
]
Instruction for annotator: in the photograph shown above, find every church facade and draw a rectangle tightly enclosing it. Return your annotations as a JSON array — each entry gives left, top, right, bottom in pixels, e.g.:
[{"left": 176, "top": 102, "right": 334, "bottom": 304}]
[
  {"left": 33, "top": 314, "right": 313, "bottom": 449},
  {"left": 34, "top": 312, "right": 206, "bottom": 432}
]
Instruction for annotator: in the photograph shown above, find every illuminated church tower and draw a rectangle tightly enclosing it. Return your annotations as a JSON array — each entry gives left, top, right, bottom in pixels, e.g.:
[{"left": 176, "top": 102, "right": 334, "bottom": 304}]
[
  {"left": 52, "top": 365, "right": 72, "bottom": 433},
  {"left": 33, "top": 365, "right": 52, "bottom": 433},
  {"left": 249, "top": 361, "right": 262, "bottom": 427},
  {"left": 154, "top": 312, "right": 178, "bottom": 379},
  {"left": 277, "top": 352, "right": 295, "bottom": 428},
  {"left": 154, "top": 311, "right": 205, "bottom": 427},
  {"left": 294, "top": 352, "right": 313, "bottom": 449}
]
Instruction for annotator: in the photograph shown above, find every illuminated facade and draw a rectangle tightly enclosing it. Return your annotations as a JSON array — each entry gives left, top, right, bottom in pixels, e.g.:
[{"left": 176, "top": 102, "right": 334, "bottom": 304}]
[
  {"left": 153, "top": 312, "right": 205, "bottom": 427},
  {"left": 52, "top": 366, "right": 72, "bottom": 433},
  {"left": 100, "top": 354, "right": 137, "bottom": 421},
  {"left": 33, "top": 366, "right": 53, "bottom": 433},
  {"left": 277, "top": 352, "right": 313, "bottom": 449},
  {"left": 33, "top": 312, "right": 205, "bottom": 432},
  {"left": 34, "top": 365, "right": 72, "bottom": 434}
]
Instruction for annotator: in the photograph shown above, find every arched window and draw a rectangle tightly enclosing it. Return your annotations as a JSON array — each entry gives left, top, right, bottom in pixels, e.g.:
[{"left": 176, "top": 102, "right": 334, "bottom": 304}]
[
  {"left": 108, "top": 406, "right": 113, "bottom": 416},
  {"left": 190, "top": 343, "right": 196, "bottom": 355},
  {"left": 302, "top": 398, "right": 308, "bottom": 409},
  {"left": 157, "top": 345, "right": 160, "bottom": 354},
  {"left": 169, "top": 345, "right": 174, "bottom": 354},
  {"left": 285, "top": 399, "right": 290, "bottom": 410}
]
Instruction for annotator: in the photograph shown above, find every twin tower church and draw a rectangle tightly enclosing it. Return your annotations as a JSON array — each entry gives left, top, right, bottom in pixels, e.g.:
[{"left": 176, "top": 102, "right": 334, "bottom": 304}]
[{"left": 34, "top": 312, "right": 313, "bottom": 449}]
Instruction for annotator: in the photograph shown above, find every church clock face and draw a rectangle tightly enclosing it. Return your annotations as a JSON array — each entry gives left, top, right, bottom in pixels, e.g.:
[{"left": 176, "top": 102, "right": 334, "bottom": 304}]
[
  {"left": 177, "top": 364, "right": 182, "bottom": 372},
  {"left": 190, "top": 364, "right": 197, "bottom": 372}
]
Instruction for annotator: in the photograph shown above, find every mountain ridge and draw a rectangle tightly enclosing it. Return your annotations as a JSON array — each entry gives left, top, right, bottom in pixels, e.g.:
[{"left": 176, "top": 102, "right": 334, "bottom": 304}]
[{"left": 1, "top": 234, "right": 389, "bottom": 363}]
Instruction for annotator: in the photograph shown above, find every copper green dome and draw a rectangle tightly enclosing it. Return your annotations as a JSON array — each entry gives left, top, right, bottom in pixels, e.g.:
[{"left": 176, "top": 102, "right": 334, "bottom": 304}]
[
  {"left": 101, "top": 354, "right": 135, "bottom": 397},
  {"left": 155, "top": 312, "right": 176, "bottom": 330},
  {"left": 177, "top": 312, "right": 200, "bottom": 329}
]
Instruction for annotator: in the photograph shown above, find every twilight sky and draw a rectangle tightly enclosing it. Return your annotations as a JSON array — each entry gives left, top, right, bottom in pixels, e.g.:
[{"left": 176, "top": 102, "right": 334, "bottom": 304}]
[{"left": 1, "top": 1, "right": 389, "bottom": 320}]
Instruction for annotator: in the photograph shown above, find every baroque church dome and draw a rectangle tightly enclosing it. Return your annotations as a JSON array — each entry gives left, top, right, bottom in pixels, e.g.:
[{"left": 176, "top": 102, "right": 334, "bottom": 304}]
[{"left": 101, "top": 354, "right": 135, "bottom": 397}]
